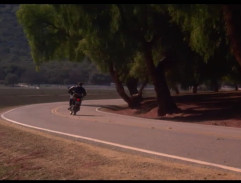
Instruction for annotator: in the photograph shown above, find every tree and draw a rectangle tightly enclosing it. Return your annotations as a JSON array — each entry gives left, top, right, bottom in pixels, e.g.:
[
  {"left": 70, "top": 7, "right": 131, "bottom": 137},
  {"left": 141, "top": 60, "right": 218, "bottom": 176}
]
[
  {"left": 18, "top": 4, "right": 196, "bottom": 115},
  {"left": 17, "top": 4, "right": 84, "bottom": 66},
  {"left": 167, "top": 4, "right": 241, "bottom": 70},
  {"left": 222, "top": 5, "right": 241, "bottom": 67},
  {"left": 116, "top": 4, "right": 181, "bottom": 115},
  {"left": 17, "top": 4, "right": 144, "bottom": 108}
]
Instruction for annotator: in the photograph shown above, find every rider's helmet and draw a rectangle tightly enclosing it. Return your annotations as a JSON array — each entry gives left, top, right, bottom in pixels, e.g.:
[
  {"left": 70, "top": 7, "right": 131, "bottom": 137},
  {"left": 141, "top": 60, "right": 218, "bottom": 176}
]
[{"left": 77, "top": 82, "right": 83, "bottom": 86}]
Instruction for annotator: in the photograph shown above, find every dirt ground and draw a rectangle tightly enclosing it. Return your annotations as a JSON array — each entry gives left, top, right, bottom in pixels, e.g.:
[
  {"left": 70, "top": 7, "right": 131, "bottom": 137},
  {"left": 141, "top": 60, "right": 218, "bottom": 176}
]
[
  {"left": 104, "top": 91, "right": 241, "bottom": 128},
  {"left": 1, "top": 91, "right": 241, "bottom": 180}
]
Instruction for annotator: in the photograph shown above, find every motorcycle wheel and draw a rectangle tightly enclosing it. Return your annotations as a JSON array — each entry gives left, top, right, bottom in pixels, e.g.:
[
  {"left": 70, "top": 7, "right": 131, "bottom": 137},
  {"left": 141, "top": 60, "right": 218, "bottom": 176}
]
[
  {"left": 70, "top": 105, "right": 74, "bottom": 115},
  {"left": 73, "top": 104, "right": 80, "bottom": 115}
]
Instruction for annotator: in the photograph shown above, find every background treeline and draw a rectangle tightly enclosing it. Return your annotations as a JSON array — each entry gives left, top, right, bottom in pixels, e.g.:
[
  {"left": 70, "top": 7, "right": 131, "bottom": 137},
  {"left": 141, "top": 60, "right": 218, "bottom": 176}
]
[{"left": 0, "top": 4, "right": 111, "bottom": 86}]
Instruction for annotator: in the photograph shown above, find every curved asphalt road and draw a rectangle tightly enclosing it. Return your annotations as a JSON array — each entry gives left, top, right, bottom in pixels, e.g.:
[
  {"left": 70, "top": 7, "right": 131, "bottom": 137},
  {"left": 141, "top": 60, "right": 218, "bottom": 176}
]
[{"left": 1, "top": 99, "right": 241, "bottom": 173}]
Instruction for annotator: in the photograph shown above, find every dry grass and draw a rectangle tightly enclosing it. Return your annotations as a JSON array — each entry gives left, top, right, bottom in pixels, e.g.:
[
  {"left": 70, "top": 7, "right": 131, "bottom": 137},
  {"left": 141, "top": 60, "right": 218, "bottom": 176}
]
[{"left": 1, "top": 117, "right": 241, "bottom": 180}]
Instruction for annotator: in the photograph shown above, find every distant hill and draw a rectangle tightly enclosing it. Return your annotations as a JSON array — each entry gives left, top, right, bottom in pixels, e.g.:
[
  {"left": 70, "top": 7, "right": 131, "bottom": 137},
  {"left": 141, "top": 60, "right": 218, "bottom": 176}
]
[
  {"left": 0, "top": 4, "right": 111, "bottom": 86},
  {"left": 0, "top": 4, "right": 32, "bottom": 64}
]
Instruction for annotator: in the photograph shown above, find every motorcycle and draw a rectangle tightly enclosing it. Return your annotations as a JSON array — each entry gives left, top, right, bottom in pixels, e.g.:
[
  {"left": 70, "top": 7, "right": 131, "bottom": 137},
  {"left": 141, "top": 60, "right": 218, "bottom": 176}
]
[{"left": 70, "top": 92, "right": 83, "bottom": 115}]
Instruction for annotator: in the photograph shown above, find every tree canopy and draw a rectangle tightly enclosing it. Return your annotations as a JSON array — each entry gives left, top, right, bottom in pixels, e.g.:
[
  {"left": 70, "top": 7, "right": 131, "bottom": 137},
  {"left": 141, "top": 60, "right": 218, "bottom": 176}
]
[{"left": 16, "top": 4, "right": 241, "bottom": 116}]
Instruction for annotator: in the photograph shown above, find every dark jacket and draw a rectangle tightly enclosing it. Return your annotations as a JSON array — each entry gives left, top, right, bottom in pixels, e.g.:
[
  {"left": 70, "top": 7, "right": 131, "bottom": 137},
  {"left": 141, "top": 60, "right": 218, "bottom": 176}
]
[{"left": 68, "top": 85, "right": 87, "bottom": 97}]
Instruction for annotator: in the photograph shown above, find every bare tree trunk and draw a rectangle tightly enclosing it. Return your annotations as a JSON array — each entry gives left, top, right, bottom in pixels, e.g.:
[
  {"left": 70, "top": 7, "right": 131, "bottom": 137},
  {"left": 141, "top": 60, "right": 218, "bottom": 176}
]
[
  {"left": 138, "top": 79, "right": 148, "bottom": 97},
  {"left": 126, "top": 78, "right": 148, "bottom": 108},
  {"left": 126, "top": 77, "right": 139, "bottom": 96},
  {"left": 143, "top": 43, "right": 179, "bottom": 116},
  {"left": 126, "top": 77, "right": 142, "bottom": 108},
  {"left": 211, "top": 80, "right": 219, "bottom": 92},
  {"left": 192, "top": 84, "right": 198, "bottom": 94},
  {"left": 235, "top": 84, "right": 238, "bottom": 91},
  {"left": 108, "top": 63, "right": 137, "bottom": 108},
  {"left": 223, "top": 5, "right": 241, "bottom": 67},
  {"left": 173, "top": 85, "right": 180, "bottom": 95}
]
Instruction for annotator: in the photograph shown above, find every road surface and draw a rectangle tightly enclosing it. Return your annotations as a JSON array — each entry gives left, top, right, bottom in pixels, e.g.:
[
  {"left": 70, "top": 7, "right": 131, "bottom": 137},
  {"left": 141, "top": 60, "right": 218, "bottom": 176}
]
[{"left": 1, "top": 99, "right": 241, "bottom": 173}]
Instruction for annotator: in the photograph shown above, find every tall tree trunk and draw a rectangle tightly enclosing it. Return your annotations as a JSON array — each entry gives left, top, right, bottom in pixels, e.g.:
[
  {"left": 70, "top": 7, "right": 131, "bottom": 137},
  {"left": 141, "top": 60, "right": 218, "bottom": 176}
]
[
  {"left": 173, "top": 85, "right": 180, "bottom": 95},
  {"left": 108, "top": 63, "right": 137, "bottom": 108},
  {"left": 138, "top": 79, "right": 148, "bottom": 98},
  {"left": 211, "top": 80, "right": 219, "bottom": 92},
  {"left": 235, "top": 84, "right": 238, "bottom": 91},
  {"left": 126, "top": 77, "right": 139, "bottom": 96},
  {"left": 223, "top": 5, "right": 241, "bottom": 67},
  {"left": 192, "top": 84, "right": 198, "bottom": 94},
  {"left": 143, "top": 43, "right": 179, "bottom": 116},
  {"left": 126, "top": 77, "right": 142, "bottom": 108},
  {"left": 126, "top": 78, "right": 147, "bottom": 107}
]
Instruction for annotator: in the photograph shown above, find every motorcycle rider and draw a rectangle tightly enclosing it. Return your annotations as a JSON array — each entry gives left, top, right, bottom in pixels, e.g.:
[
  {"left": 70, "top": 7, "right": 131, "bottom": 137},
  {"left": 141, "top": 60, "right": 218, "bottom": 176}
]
[{"left": 68, "top": 82, "right": 87, "bottom": 110}]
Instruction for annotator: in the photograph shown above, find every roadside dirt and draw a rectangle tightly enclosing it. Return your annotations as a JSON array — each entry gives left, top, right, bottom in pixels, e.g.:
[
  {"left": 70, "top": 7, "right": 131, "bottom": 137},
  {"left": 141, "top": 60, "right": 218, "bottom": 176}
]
[
  {"left": 1, "top": 91, "right": 241, "bottom": 180},
  {"left": 103, "top": 91, "right": 241, "bottom": 128},
  {"left": 1, "top": 117, "right": 241, "bottom": 180}
]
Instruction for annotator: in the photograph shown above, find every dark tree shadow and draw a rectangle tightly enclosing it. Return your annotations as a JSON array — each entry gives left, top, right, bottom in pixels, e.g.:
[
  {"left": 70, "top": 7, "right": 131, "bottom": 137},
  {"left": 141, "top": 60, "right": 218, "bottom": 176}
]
[
  {"left": 156, "top": 91, "right": 241, "bottom": 122},
  {"left": 82, "top": 104, "right": 127, "bottom": 111}
]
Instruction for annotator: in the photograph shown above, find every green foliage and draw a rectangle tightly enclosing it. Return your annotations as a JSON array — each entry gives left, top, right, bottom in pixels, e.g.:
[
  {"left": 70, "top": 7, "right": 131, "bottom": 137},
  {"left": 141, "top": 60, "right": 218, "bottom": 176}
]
[
  {"left": 13, "top": 4, "right": 241, "bottom": 91},
  {"left": 17, "top": 4, "right": 84, "bottom": 65},
  {"left": 167, "top": 4, "right": 223, "bottom": 62},
  {"left": 129, "top": 52, "right": 150, "bottom": 82}
]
